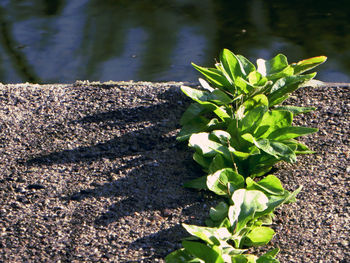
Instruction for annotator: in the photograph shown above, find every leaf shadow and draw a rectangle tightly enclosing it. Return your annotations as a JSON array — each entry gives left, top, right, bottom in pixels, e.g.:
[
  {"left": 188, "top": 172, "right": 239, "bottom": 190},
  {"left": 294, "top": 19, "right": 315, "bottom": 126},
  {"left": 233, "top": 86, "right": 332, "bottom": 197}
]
[{"left": 22, "top": 85, "right": 212, "bottom": 260}]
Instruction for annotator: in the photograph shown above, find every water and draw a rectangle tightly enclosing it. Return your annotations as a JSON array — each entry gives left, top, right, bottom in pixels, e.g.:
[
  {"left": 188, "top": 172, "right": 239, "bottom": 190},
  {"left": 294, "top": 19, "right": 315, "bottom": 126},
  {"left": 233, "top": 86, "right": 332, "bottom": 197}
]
[{"left": 0, "top": 0, "right": 349, "bottom": 84}]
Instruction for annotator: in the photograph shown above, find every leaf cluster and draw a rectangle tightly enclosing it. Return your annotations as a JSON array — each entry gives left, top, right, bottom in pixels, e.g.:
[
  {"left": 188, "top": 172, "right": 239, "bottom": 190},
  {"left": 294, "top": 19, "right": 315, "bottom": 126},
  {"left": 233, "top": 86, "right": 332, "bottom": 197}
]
[
  {"left": 166, "top": 49, "right": 325, "bottom": 263},
  {"left": 177, "top": 49, "right": 326, "bottom": 142}
]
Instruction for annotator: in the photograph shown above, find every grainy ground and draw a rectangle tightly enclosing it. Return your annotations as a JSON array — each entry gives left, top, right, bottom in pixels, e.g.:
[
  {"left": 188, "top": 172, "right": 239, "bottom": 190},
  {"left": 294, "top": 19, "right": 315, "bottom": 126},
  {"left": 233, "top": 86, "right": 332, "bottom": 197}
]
[{"left": 0, "top": 81, "right": 348, "bottom": 262}]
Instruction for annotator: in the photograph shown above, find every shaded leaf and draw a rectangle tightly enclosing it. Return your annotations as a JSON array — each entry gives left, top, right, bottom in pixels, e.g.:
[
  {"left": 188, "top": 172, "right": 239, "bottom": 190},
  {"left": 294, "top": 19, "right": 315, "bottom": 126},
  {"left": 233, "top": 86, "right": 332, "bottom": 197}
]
[
  {"left": 210, "top": 201, "right": 229, "bottom": 222},
  {"left": 184, "top": 176, "right": 208, "bottom": 190}
]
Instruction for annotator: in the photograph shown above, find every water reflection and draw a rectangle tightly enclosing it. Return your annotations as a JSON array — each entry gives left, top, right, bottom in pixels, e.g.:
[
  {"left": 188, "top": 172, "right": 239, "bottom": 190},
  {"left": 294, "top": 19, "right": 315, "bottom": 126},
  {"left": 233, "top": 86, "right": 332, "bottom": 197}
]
[{"left": 0, "top": 0, "right": 349, "bottom": 83}]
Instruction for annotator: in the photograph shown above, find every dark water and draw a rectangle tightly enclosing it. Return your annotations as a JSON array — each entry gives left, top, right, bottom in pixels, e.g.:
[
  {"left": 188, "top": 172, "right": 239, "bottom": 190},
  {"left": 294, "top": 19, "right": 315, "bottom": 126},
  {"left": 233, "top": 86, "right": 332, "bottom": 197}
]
[{"left": 0, "top": 0, "right": 349, "bottom": 84}]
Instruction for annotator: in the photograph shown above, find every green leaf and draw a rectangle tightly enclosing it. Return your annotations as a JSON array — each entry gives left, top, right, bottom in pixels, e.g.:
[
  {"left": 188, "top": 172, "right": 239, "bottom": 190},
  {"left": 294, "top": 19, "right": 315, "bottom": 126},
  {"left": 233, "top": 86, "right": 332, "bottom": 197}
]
[
  {"left": 180, "top": 103, "right": 209, "bottom": 125},
  {"left": 252, "top": 139, "right": 297, "bottom": 163},
  {"left": 181, "top": 98, "right": 229, "bottom": 122},
  {"left": 262, "top": 248, "right": 280, "bottom": 258},
  {"left": 234, "top": 76, "right": 255, "bottom": 95},
  {"left": 239, "top": 94, "right": 269, "bottom": 134},
  {"left": 210, "top": 202, "right": 229, "bottom": 222},
  {"left": 257, "top": 213, "right": 274, "bottom": 225},
  {"left": 243, "top": 226, "right": 275, "bottom": 246},
  {"left": 283, "top": 185, "right": 303, "bottom": 204},
  {"left": 199, "top": 78, "right": 214, "bottom": 92},
  {"left": 165, "top": 248, "right": 200, "bottom": 263},
  {"left": 231, "top": 147, "right": 260, "bottom": 161},
  {"left": 210, "top": 130, "right": 232, "bottom": 145},
  {"left": 246, "top": 175, "right": 284, "bottom": 195},
  {"left": 177, "top": 118, "right": 210, "bottom": 142},
  {"left": 207, "top": 168, "right": 245, "bottom": 196},
  {"left": 254, "top": 110, "right": 293, "bottom": 139},
  {"left": 288, "top": 140, "right": 315, "bottom": 154},
  {"left": 182, "top": 224, "right": 232, "bottom": 246},
  {"left": 231, "top": 255, "right": 251, "bottom": 263},
  {"left": 247, "top": 152, "right": 280, "bottom": 177},
  {"left": 257, "top": 54, "right": 288, "bottom": 76},
  {"left": 242, "top": 94, "right": 269, "bottom": 112},
  {"left": 254, "top": 186, "right": 301, "bottom": 218},
  {"left": 267, "top": 126, "right": 318, "bottom": 141},
  {"left": 268, "top": 73, "right": 316, "bottom": 106},
  {"left": 212, "top": 105, "right": 231, "bottom": 120},
  {"left": 266, "top": 66, "right": 294, "bottom": 81},
  {"left": 248, "top": 71, "right": 263, "bottom": 85},
  {"left": 181, "top": 85, "right": 208, "bottom": 102},
  {"left": 274, "top": 105, "right": 315, "bottom": 115},
  {"left": 192, "top": 63, "right": 233, "bottom": 90},
  {"left": 237, "top": 54, "right": 256, "bottom": 75},
  {"left": 189, "top": 132, "right": 224, "bottom": 157},
  {"left": 193, "top": 152, "right": 212, "bottom": 169},
  {"left": 232, "top": 254, "right": 258, "bottom": 263},
  {"left": 220, "top": 49, "right": 245, "bottom": 83},
  {"left": 208, "top": 89, "right": 233, "bottom": 105},
  {"left": 240, "top": 106, "right": 268, "bottom": 134},
  {"left": 184, "top": 176, "right": 208, "bottom": 190},
  {"left": 291, "top": 56, "right": 327, "bottom": 75},
  {"left": 182, "top": 241, "right": 225, "bottom": 263},
  {"left": 257, "top": 255, "right": 279, "bottom": 263},
  {"left": 229, "top": 189, "right": 269, "bottom": 232},
  {"left": 209, "top": 154, "right": 229, "bottom": 174}
]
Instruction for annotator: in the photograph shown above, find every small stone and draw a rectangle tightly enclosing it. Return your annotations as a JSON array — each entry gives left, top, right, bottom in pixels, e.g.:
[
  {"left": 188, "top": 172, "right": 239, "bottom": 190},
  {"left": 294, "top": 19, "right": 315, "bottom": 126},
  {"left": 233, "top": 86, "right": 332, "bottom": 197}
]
[
  {"left": 27, "top": 184, "right": 45, "bottom": 190},
  {"left": 162, "top": 209, "right": 172, "bottom": 217},
  {"left": 340, "top": 240, "right": 349, "bottom": 247}
]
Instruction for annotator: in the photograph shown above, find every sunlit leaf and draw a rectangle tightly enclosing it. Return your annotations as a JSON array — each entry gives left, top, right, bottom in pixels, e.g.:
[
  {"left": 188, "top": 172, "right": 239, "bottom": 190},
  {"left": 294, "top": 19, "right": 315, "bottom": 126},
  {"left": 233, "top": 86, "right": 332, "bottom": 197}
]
[
  {"left": 273, "top": 105, "right": 315, "bottom": 115},
  {"left": 220, "top": 49, "right": 245, "bottom": 82},
  {"left": 207, "top": 168, "right": 245, "bottom": 196},
  {"left": 267, "top": 126, "right": 318, "bottom": 140},
  {"left": 268, "top": 73, "right": 316, "bottom": 106},
  {"left": 257, "top": 54, "right": 288, "bottom": 76},
  {"left": 192, "top": 63, "right": 233, "bottom": 90},
  {"left": 184, "top": 175, "right": 208, "bottom": 190},
  {"left": 254, "top": 110, "right": 293, "bottom": 139},
  {"left": 182, "top": 224, "right": 232, "bottom": 246},
  {"left": 165, "top": 248, "right": 200, "bottom": 263},
  {"left": 243, "top": 226, "right": 275, "bottom": 246},
  {"left": 292, "top": 56, "right": 327, "bottom": 75},
  {"left": 182, "top": 241, "right": 225, "bottom": 263},
  {"left": 229, "top": 189, "right": 268, "bottom": 232},
  {"left": 246, "top": 175, "right": 284, "bottom": 195}
]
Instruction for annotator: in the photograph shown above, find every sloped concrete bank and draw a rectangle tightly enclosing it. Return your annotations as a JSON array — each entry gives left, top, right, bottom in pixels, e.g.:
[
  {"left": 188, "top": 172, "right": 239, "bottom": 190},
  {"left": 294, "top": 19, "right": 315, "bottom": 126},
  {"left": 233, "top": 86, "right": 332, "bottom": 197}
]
[{"left": 0, "top": 81, "right": 349, "bottom": 262}]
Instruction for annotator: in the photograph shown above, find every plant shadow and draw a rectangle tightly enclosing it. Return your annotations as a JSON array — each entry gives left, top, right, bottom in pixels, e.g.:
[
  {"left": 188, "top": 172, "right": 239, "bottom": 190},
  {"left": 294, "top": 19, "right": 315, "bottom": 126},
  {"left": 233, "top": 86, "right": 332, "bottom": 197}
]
[{"left": 23, "top": 85, "right": 213, "bottom": 260}]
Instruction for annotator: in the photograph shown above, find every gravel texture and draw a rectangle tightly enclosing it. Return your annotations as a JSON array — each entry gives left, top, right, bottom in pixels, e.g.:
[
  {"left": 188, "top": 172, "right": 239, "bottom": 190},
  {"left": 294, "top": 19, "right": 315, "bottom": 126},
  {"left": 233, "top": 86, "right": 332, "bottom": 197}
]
[{"left": 0, "top": 81, "right": 349, "bottom": 262}]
